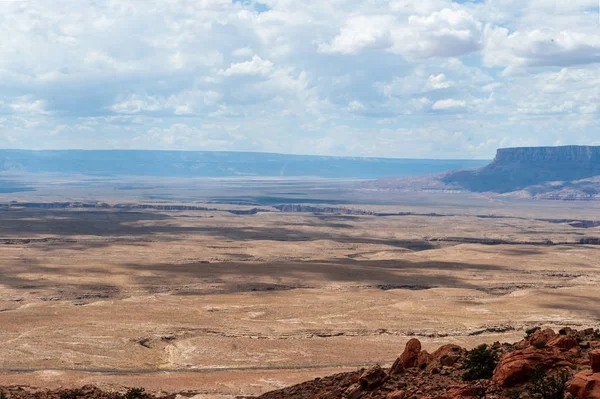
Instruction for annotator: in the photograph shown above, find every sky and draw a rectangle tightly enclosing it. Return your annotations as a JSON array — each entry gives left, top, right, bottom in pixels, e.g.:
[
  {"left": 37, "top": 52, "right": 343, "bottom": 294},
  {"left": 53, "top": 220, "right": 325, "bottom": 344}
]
[{"left": 0, "top": 0, "right": 599, "bottom": 159}]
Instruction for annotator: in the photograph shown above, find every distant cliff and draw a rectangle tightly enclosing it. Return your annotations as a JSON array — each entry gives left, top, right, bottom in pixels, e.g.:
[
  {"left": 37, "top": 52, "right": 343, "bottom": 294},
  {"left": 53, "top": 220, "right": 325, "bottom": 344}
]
[
  {"left": 0, "top": 150, "right": 487, "bottom": 179},
  {"left": 442, "top": 146, "right": 600, "bottom": 194},
  {"left": 361, "top": 146, "right": 600, "bottom": 199}
]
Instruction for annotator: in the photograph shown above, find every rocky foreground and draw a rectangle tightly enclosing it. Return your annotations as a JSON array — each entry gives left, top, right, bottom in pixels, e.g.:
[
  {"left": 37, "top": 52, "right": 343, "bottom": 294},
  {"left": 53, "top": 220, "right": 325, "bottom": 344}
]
[{"left": 1, "top": 327, "right": 600, "bottom": 399}]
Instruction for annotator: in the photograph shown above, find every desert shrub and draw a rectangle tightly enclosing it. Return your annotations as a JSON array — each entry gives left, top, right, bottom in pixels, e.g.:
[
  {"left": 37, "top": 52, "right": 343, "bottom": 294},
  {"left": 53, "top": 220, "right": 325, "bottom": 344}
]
[
  {"left": 115, "top": 387, "right": 152, "bottom": 399},
  {"left": 462, "top": 344, "right": 499, "bottom": 381},
  {"left": 525, "top": 327, "right": 541, "bottom": 339},
  {"left": 527, "top": 366, "right": 570, "bottom": 399},
  {"left": 60, "top": 389, "right": 82, "bottom": 399}
]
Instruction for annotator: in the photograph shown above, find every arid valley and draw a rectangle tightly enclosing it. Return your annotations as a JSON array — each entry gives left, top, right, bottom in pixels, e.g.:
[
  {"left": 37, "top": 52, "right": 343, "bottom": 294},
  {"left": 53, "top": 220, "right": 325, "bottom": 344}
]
[{"left": 1, "top": 176, "right": 599, "bottom": 398}]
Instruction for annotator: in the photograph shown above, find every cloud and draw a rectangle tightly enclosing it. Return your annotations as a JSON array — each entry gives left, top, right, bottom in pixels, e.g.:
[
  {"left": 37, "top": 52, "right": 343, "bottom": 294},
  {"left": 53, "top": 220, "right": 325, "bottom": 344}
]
[
  {"left": 9, "top": 98, "right": 49, "bottom": 115},
  {"left": 111, "top": 95, "right": 162, "bottom": 114},
  {"left": 390, "top": 8, "right": 483, "bottom": 59},
  {"left": 484, "top": 26, "right": 600, "bottom": 73},
  {"left": 0, "top": 0, "right": 596, "bottom": 158},
  {"left": 432, "top": 99, "right": 467, "bottom": 110},
  {"left": 220, "top": 55, "right": 274, "bottom": 76},
  {"left": 425, "top": 74, "right": 454, "bottom": 90},
  {"left": 319, "top": 8, "right": 483, "bottom": 59},
  {"left": 318, "top": 15, "right": 396, "bottom": 54}
]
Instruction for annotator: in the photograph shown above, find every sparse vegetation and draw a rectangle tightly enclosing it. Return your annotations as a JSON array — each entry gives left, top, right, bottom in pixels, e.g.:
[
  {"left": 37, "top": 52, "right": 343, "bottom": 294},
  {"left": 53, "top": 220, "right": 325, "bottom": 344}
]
[
  {"left": 119, "top": 388, "right": 152, "bottom": 399},
  {"left": 529, "top": 368, "right": 570, "bottom": 399},
  {"left": 525, "top": 327, "right": 541, "bottom": 339},
  {"left": 462, "top": 344, "right": 499, "bottom": 381},
  {"left": 506, "top": 366, "right": 570, "bottom": 399}
]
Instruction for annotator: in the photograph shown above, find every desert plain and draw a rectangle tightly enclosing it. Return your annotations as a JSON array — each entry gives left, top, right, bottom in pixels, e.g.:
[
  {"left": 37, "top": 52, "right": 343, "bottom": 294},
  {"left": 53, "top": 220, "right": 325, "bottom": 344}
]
[{"left": 0, "top": 176, "right": 599, "bottom": 397}]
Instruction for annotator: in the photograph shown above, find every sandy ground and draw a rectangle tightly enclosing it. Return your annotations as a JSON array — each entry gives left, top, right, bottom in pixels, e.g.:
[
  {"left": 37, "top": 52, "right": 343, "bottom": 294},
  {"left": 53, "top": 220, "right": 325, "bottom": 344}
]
[{"left": 0, "top": 203, "right": 599, "bottom": 396}]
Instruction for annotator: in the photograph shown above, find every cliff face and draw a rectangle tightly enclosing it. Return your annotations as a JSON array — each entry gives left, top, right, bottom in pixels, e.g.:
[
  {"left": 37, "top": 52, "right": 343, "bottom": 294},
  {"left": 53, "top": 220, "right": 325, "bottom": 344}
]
[
  {"left": 493, "top": 146, "right": 600, "bottom": 164},
  {"left": 443, "top": 146, "right": 600, "bottom": 194}
]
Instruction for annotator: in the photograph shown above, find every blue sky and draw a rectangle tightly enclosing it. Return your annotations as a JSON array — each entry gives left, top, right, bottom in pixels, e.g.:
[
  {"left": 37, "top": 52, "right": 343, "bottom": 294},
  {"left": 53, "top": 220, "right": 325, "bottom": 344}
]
[{"left": 0, "top": 0, "right": 598, "bottom": 159}]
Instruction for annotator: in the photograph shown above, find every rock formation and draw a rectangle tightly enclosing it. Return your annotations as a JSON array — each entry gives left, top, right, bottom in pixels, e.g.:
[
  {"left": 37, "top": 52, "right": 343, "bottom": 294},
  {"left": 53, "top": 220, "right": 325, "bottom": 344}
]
[
  {"left": 361, "top": 145, "right": 600, "bottom": 199},
  {"left": 3, "top": 327, "right": 600, "bottom": 399}
]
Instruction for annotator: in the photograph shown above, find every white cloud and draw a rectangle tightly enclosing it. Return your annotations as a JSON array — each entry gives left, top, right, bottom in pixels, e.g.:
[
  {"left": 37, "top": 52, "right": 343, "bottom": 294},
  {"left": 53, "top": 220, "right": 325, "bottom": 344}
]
[
  {"left": 220, "top": 55, "right": 274, "bottom": 76},
  {"left": 390, "top": 8, "right": 483, "bottom": 58},
  {"left": 432, "top": 99, "right": 467, "bottom": 110},
  {"left": 318, "top": 15, "right": 395, "bottom": 54},
  {"left": 111, "top": 95, "right": 162, "bottom": 114},
  {"left": 425, "top": 74, "right": 454, "bottom": 90},
  {"left": 0, "top": 0, "right": 596, "bottom": 158},
  {"left": 484, "top": 26, "right": 600, "bottom": 73},
  {"left": 9, "top": 98, "right": 48, "bottom": 115}
]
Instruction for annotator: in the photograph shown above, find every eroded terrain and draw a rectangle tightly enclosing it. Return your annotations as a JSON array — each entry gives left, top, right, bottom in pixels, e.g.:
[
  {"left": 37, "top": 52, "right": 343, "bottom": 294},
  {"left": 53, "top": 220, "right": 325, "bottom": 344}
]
[{"left": 0, "top": 182, "right": 599, "bottom": 397}]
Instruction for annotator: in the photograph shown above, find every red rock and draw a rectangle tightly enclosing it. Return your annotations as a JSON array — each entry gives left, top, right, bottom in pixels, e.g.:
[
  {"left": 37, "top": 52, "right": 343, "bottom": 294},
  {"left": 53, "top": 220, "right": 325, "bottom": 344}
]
[
  {"left": 432, "top": 384, "right": 479, "bottom": 399},
  {"left": 359, "top": 365, "right": 387, "bottom": 390},
  {"left": 432, "top": 344, "right": 464, "bottom": 366},
  {"left": 492, "top": 346, "right": 573, "bottom": 387},
  {"left": 548, "top": 335, "right": 578, "bottom": 350},
  {"left": 417, "top": 350, "right": 433, "bottom": 369},
  {"left": 400, "top": 338, "right": 422, "bottom": 368},
  {"left": 560, "top": 327, "right": 574, "bottom": 335},
  {"left": 528, "top": 328, "right": 557, "bottom": 348},
  {"left": 591, "top": 350, "right": 600, "bottom": 373},
  {"left": 318, "top": 388, "right": 343, "bottom": 399},
  {"left": 345, "top": 384, "right": 363, "bottom": 399},
  {"left": 568, "top": 371, "right": 600, "bottom": 399},
  {"left": 389, "top": 357, "right": 405, "bottom": 375},
  {"left": 386, "top": 390, "right": 406, "bottom": 399}
]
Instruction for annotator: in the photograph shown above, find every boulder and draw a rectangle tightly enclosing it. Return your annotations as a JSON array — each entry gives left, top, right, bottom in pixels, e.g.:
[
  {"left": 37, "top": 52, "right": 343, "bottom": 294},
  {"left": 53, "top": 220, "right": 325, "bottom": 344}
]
[
  {"left": 591, "top": 350, "right": 600, "bottom": 373},
  {"left": 345, "top": 384, "right": 363, "bottom": 399},
  {"left": 548, "top": 335, "right": 578, "bottom": 350},
  {"left": 492, "top": 346, "right": 573, "bottom": 387},
  {"left": 386, "top": 390, "right": 406, "bottom": 399},
  {"left": 560, "top": 327, "right": 574, "bottom": 335},
  {"left": 359, "top": 365, "right": 387, "bottom": 390},
  {"left": 527, "top": 328, "right": 557, "bottom": 348},
  {"left": 569, "top": 371, "right": 600, "bottom": 399},
  {"left": 400, "top": 338, "right": 422, "bottom": 369},
  {"left": 432, "top": 344, "right": 464, "bottom": 366},
  {"left": 389, "top": 357, "right": 405, "bottom": 376},
  {"left": 417, "top": 350, "right": 433, "bottom": 369}
]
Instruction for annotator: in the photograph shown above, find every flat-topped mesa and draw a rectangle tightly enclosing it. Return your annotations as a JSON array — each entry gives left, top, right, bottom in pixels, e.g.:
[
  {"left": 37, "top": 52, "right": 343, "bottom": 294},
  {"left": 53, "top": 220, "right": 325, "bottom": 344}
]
[
  {"left": 493, "top": 146, "right": 600, "bottom": 165},
  {"left": 443, "top": 145, "right": 600, "bottom": 194}
]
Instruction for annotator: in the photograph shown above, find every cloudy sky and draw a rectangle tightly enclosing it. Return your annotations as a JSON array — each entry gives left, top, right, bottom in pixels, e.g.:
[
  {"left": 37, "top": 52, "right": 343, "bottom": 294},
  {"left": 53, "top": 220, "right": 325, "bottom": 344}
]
[{"left": 0, "top": 0, "right": 598, "bottom": 159}]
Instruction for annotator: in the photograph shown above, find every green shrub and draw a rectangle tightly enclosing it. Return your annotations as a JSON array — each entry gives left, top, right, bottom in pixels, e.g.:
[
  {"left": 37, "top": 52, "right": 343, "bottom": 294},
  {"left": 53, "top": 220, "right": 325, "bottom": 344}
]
[
  {"left": 462, "top": 344, "right": 499, "bottom": 381},
  {"left": 115, "top": 388, "right": 152, "bottom": 399},
  {"left": 525, "top": 327, "right": 541, "bottom": 339},
  {"left": 527, "top": 366, "right": 569, "bottom": 399}
]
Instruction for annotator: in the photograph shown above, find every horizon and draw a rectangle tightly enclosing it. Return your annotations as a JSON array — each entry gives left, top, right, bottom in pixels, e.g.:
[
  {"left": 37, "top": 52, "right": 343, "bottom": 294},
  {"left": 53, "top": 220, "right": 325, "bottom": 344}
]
[{"left": 0, "top": 147, "right": 493, "bottom": 161}]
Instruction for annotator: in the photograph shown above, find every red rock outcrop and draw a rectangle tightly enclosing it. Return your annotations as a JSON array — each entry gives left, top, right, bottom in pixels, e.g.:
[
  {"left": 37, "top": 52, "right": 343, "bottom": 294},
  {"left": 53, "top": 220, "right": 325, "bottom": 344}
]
[
  {"left": 591, "top": 350, "right": 600, "bottom": 373},
  {"left": 417, "top": 350, "right": 433, "bottom": 369},
  {"left": 432, "top": 344, "right": 465, "bottom": 367},
  {"left": 492, "top": 346, "right": 572, "bottom": 387},
  {"left": 548, "top": 334, "right": 578, "bottom": 350},
  {"left": 359, "top": 365, "right": 387, "bottom": 390},
  {"left": 386, "top": 390, "right": 406, "bottom": 399},
  {"left": 400, "top": 338, "right": 422, "bottom": 369},
  {"left": 569, "top": 371, "right": 600, "bottom": 399}
]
